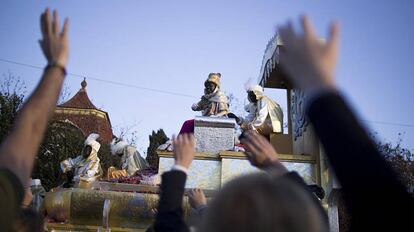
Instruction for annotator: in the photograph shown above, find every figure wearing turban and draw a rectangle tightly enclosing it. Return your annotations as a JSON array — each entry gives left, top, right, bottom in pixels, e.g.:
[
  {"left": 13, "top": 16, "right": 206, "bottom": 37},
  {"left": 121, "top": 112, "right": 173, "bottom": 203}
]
[
  {"left": 229, "top": 85, "right": 283, "bottom": 138},
  {"left": 60, "top": 133, "right": 102, "bottom": 184},
  {"left": 191, "top": 73, "right": 229, "bottom": 117},
  {"left": 107, "top": 138, "right": 149, "bottom": 179}
]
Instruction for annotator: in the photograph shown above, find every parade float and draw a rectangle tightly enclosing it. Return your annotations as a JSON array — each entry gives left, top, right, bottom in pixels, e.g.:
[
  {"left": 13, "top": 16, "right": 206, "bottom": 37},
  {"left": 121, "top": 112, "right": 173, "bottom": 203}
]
[{"left": 43, "top": 35, "right": 338, "bottom": 231}]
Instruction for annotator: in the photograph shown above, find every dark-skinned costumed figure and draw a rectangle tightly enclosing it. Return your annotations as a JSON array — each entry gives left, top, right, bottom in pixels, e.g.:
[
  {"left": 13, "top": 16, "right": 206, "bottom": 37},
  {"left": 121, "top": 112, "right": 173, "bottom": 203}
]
[
  {"left": 60, "top": 133, "right": 103, "bottom": 187},
  {"left": 181, "top": 73, "right": 229, "bottom": 132},
  {"left": 228, "top": 85, "right": 283, "bottom": 139},
  {"left": 158, "top": 73, "right": 229, "bottom": 151}
]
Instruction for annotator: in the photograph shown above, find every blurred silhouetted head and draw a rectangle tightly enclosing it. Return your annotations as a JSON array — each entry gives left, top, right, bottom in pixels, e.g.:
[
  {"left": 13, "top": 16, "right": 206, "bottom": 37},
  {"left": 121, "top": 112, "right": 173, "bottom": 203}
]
[{"left": 200, "top": 173, "right": 328, "bottom": 232}]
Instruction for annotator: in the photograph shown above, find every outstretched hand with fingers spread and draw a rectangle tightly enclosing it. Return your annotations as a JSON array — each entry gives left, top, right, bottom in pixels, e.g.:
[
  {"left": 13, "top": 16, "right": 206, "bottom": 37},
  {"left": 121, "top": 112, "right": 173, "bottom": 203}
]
[
  {"left": 188, "top": 188, "right": 207, "bottom": 210},
  {"left": 278, "top": 15, "right": 339, "bottom": 91},
  {"left": 39, "top": 8, "right": 69, "bottom": 68},
  {"left": 172, "top": 134, "right": 195, "bottom": 169},
  {"left": 240, "top": 131, "right": 279, "bottom": 168}
]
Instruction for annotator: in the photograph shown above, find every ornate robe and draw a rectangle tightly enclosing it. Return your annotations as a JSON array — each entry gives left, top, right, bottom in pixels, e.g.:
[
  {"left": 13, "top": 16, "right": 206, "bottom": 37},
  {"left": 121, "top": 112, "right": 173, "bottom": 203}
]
[
  {"left": 241, "top": 96, "right": 283, "bottom": 136},
  {"left": 192, "top": 88, "right": 229, "bottom": 117},
  {"left": 107, "top": 145, "right": 149, "bottom": 179},
  {"left": 121, "top": 146, "right": 149, "bottom": 176},
  {"left": 60, "top": 152, "right": 101, "bottom": 183}
]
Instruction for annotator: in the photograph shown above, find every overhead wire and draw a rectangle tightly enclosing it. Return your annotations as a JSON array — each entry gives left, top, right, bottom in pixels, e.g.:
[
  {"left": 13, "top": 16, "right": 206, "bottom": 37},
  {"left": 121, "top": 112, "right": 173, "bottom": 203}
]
[
  {"left": 0, "top": 58, "right": 198, "bottom": 99},
  {"left": 361, "top": 120, "right": 414, "bottom": 128},
  {"left": 2, "top": 57, "right": 414, "bottom": 129}
]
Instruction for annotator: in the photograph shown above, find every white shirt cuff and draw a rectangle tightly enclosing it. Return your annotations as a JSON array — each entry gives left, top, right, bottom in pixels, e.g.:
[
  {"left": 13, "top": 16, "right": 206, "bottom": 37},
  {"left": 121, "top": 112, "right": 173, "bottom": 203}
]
[{"left": 171, "top": 164, "right": 188, "bottom": 175}]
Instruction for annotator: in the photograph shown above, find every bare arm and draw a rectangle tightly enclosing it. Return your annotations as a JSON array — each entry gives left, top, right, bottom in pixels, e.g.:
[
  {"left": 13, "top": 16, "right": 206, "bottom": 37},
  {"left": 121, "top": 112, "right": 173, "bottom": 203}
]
[{"left": 0, "top": 8, "right": 69, "bottom": 188}]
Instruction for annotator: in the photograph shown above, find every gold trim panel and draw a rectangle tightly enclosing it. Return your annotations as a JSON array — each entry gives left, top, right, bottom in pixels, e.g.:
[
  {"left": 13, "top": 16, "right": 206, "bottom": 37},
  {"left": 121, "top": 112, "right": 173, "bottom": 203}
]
[
  {"left": 157, "top": 150, "right": 316, "bottom": 163},
  {"left": 219, "top": 151, "right": 315, "bottom": 163},
  {"left": 157, "top": 151, "right": 220, "bottom": 160},
  {"left": 47, "top": 222, "right": 144, "bottom": 232}
]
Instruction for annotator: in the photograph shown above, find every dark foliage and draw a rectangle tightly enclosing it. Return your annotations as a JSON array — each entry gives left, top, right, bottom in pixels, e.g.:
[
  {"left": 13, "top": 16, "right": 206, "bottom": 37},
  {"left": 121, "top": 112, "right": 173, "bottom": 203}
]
[
  {"left": 32, "top": 121, "right": 122, "bottom": 191},
  {"left": 0, "top": 73, "right": 25, "bottom": 142},
  {"left": 376, "top": 137, "right": 414, "bottom": 193},
  {"left": 0, "top": 74, "right": 121, "bottom": 190},
  {"left": 146, "top": 129, "right": 169, "bottom": 170},
  {"left": 32, "top": 121, "right": 84, "bottom": 191},
  {"left": 99, "top": 142, "right": 122, "bottom": 178}
]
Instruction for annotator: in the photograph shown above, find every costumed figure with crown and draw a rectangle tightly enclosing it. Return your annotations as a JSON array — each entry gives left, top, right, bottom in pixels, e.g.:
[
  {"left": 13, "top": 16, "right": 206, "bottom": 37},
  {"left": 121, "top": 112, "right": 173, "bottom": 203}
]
[
  {"left": 107, "top": 138, "right": 149, "bottom": 179},
  {"left": 179, "top": 73, "right": 229, "bottom": 134},
  {"left": 228, "top": 85, "right": 283, "bottom": 139},
  {"left": 158, "top": 73, "right": 230, "bottom": 151},
  {"left": 191, "top": 72, "right": 229, "bottom": 117},
  {"left": 60, "top": 133, "right": 103, "bottom": 187}
]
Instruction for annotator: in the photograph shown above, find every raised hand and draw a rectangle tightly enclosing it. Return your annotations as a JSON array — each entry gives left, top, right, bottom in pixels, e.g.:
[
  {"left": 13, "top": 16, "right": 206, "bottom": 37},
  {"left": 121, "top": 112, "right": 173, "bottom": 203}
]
[
  {"left": 240, "top": 131, "right": 279, "bottom": 168},
  {"left": 277, "top": 15, "right": 339, "bottom": 91},
  {"left": 241, "top": 131, "right": 288, "bottom": 176},
  {"left": 39, "top": 8, "right": 69, "bottom": 68},
  {"left": 172, "top": 134, "right": 195, "bottom": 169},
  {"left": 188, "top": 188, "right": 207, "bottom": 210}
]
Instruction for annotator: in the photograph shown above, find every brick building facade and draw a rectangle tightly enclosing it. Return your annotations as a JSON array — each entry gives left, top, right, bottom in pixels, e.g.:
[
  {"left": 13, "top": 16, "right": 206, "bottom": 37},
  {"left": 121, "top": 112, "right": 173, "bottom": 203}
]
[{"left": 53, "top": 79, "right": 113, "bottom": 144}]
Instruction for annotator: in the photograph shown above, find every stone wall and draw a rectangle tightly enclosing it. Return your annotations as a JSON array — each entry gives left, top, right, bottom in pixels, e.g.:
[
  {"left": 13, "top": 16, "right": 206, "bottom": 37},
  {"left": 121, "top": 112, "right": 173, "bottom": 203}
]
[{"left": 194, "top": 116, "right": 236, "bottom": 154}]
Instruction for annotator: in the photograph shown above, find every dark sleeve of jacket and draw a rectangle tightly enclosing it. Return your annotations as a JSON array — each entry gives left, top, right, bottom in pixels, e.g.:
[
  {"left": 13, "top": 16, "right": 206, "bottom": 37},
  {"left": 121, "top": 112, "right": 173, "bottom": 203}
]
[
  {"left": 283, "top": 172, "right": 329, "bottom": 225},
  {"left": 153, "top": 170, "right": 189, "bottom": 232},
  {"left": 307, "top": 92, "right": 414, "bottom": 231},
  {"left": 0, "top": 168, "right": 25, "bottom": 232}
]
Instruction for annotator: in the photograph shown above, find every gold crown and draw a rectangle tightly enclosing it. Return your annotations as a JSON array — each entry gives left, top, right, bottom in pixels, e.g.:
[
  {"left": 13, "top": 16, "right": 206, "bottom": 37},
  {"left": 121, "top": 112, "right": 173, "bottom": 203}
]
[{"left": 205, "top": 73, "right": 221, "bottom": 87}]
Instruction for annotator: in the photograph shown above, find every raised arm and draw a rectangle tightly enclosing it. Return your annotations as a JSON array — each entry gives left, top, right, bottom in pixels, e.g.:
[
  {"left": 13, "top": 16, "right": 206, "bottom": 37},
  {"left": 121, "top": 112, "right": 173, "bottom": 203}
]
[
  {"left": 153, "top": 133, "right": 195, "bottom": 232},
  {"left": 0, "top": 8, "right": 69, "bottom": 188},
  {"left": 277, "top": 15, "right": 413, "bottom": 230},
  {"left": 241, "top": 130, "right": 327, "bottom": 222}
]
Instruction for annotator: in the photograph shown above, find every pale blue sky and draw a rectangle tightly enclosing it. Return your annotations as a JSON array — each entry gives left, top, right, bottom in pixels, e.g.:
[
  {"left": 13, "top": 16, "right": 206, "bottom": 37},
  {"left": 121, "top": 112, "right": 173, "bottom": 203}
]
[{"left": 1, "top": 0, "right": 414, "bottom": 154}]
